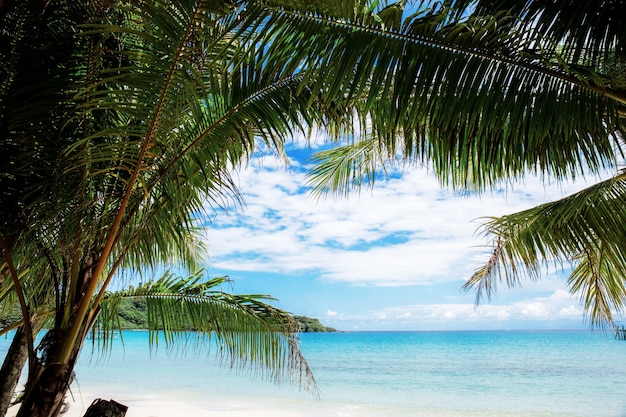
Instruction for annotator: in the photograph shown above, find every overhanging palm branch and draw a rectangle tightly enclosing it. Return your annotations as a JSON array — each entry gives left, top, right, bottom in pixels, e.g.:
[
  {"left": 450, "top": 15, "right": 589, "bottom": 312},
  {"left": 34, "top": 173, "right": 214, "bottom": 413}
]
[
  {"left": 64, "top": 0, "right": 329, "bottom": 322},
  {"left": 0, "top": 2, "right": 337, "bottom": 413},
  {"left": 95, "top": 271, "right": 317, "bottom": 391},
  {"left": 275, "top": 0, "right": 625, "bottom": 194},
  {"left": 278, "top": 0, "right": 626, "bottom": 330},
  {"left": 462, "top": 173, "right": 626, "bottom": 327},
  {"left": 449, "top": 0, "right": 626, "bottom": 64},
  {"left": 7, "top": 0, "right": 626, "bottom": 413}
]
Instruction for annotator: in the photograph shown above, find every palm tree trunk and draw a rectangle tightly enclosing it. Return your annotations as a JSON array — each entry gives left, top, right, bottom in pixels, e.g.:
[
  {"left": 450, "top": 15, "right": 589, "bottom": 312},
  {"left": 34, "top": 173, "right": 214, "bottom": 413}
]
[
  {"left": 15, "top": 330, "right": 75, "bottom": 417},
  {"left": 16, "top": 365, "right": 71, "bottom": 417},
  {"left": 0, "top": 317, "right": 44, "bottom": 417},
  {"left": 0, "top": 327, "right": 29, "bottom": 416}
]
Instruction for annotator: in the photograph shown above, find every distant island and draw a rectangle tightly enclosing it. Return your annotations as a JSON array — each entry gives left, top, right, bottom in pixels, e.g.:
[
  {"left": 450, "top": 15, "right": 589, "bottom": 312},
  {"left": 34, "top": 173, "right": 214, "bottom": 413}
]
[
  {"left": 112, "top": 299, "right": 338, "bottom": 332},
  {"left": 1, "top": 298, "right": 338, "bottom": 333},
  {"left": 293, "top": 315, "right": 337, "bottom": 332}
]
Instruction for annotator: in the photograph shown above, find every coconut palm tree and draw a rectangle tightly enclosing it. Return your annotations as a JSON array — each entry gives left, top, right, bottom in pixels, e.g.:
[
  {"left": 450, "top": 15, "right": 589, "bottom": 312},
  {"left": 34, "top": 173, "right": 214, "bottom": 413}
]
[
  {"left": 0, "top": 0, "right": 326, "bottom": 415},
  {"left": 303, "top": 0, "right": 626, "bottom": 327},
  {"left": 2, "top": 0, "right": 432, "bottom": 414},
  {"left": 4, "top": 0, "right": 623, "bottom": 415},
  {"left": 0, "top": 267, "right": 315, "bottom": 415}
]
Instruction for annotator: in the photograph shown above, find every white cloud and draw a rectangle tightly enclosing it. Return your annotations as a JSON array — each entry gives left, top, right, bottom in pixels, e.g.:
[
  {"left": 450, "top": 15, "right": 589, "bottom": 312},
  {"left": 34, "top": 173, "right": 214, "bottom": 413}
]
[
  {"left": 202, "top": 150, "right": 613, "bottom": 289},
  {"left": 360, "top": 290, "right": 583, "bottom": 326}
]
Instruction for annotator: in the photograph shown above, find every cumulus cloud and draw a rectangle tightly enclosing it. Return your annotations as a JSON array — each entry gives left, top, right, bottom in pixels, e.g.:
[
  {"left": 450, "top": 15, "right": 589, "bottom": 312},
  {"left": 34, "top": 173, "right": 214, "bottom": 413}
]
[
  {"left": 203, "top": 150, "right": 610, "bottom": 289},
  {"left": 362, "top": 290, "right": 584, "bottom": 326}
]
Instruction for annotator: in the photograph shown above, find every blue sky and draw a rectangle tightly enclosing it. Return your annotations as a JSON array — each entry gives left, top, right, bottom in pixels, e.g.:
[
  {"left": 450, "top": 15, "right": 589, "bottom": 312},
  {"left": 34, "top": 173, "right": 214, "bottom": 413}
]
[{"left": 195, "top": 136, "right": 619, "bottom": 331}]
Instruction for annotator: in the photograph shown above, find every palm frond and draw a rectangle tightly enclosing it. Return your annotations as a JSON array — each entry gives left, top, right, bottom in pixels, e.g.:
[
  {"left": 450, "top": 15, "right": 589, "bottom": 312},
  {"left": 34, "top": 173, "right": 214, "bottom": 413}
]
[
  {"left": 569, "top": 241, "right": 626, "bottom": 328},
  {"left": 307, "top": 137, "right": 384, "bottom": 198},
  {"left": 249, "top": 0, "right": 624, "bottom": 191},
  {"left": 96, "top": 271, "right": 317, "bottom": 392},
  {"left": 463, "top": 173, "right": 626, "bottom": 327},
  {"left": 452, "top": 0, "right": 626, "bottom": 64}
]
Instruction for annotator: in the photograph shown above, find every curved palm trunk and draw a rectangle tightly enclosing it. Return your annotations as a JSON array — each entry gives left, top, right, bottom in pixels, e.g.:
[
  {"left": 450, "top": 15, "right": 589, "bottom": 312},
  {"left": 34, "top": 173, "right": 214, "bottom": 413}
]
[
  {"left": 0, "top": 318, "right": 43, "bottom": 417},
  {"left": 0, "top": 327, "right": 29, "bottom": 416}
]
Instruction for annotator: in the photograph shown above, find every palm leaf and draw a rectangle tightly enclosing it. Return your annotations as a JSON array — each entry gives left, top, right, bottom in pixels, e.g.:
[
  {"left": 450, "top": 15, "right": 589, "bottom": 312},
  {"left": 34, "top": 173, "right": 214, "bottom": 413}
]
[
  {"left": 452, "top": 0, "right": 626, "bottom": 64},
  {"left": 462, "top": 173, "right": 626, "bottom": 327},
  {"left": 569, "top": 241, "right": 626, "bottom": 328},
  {"left": 307, "top": 137, "right": 386, "bottom": 198},
  {"left": 249, "top": 0, "right": 625, "bottom": 192},
  {"left": 95, "top": 271, "right": 317, "bottom": 392}
]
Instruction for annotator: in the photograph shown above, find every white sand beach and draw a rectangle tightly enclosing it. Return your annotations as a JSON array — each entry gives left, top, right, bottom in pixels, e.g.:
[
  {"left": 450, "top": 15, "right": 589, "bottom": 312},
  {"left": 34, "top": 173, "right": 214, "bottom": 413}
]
[
  {"left": 64, "top": 398, "right": 305, "bottom": 417},
  {"left": 9, "top": 396, "right": 310, "bottom": 417}
]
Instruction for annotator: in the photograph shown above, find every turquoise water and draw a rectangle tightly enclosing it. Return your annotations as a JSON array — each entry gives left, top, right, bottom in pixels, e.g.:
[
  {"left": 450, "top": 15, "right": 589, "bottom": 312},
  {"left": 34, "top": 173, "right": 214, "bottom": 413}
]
[{"left": 2, "top": 330, "right": 626, "bottom": 416}]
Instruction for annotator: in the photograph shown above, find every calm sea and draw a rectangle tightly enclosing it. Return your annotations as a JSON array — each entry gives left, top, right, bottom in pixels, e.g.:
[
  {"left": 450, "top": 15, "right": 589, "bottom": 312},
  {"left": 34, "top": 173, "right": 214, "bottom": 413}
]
[{"left": 2, "top": 330, "right": 626, "bottom": 416}]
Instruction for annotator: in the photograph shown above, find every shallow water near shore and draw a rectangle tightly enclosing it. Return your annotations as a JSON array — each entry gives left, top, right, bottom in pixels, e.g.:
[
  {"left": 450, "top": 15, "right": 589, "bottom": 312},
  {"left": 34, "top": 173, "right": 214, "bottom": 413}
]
[{"left": 3, "top": 330, "right": 626, "bottom": 416}]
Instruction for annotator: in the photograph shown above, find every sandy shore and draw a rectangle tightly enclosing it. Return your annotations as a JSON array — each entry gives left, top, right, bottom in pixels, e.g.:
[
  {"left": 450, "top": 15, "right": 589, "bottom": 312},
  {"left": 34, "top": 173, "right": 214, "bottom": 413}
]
[
  {"left": 65, "top": 398, "right": 304, "bottom": 417},
  {"left": 8, "top": 393, "right": 312, "bottom": 417},
  {"left": 9, "top": 400, "right": 305, "bottom": 417}
]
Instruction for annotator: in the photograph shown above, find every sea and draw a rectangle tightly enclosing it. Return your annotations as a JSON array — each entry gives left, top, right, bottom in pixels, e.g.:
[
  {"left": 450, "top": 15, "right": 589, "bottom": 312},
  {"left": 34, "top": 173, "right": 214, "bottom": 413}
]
[{"left": 2, "top": 330, "right": 626, "bottom": 416}]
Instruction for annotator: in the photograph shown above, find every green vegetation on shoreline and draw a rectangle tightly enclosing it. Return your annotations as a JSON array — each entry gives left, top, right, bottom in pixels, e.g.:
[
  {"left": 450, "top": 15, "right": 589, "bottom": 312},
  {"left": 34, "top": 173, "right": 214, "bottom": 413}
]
[
  {"left": 1, "top": 299, "right": 338, "bottom": 333},
  {"left": 293, "top": 316, "right": 337, "bottom": 333},
  {"left": 114, "top": 299, "right": 337, "bottom": 332}
]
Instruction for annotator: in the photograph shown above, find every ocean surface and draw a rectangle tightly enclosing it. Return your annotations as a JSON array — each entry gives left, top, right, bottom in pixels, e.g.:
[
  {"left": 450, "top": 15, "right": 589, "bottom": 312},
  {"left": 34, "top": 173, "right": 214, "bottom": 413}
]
[{"left": 2, "top": 330, "right": 626, "bottom": 416}]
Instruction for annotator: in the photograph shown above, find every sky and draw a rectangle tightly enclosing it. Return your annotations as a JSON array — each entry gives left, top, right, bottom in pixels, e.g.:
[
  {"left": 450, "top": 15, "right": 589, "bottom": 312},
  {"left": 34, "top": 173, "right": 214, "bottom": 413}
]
[{"left": 193, "top": 138, "right": 620, "bottom": 331}]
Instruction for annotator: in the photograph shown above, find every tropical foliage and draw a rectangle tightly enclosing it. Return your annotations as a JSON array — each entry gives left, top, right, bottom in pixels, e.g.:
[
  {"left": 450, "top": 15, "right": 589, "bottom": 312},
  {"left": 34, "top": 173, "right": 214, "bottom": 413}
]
[
  {"left": 0, "top": 0, "right": 330, "bottom": 415},
  {"left": 3, "top": 0, "right": 625, "bottom": 415},
  {"left": 95, "top": 298, "right": 337, "bottom": 332},
  {"left": 94, "top": 272, "right": 311, "bottom": 375},
  {"left": 304, "top": 0, "right": 626, "bottom": 328}
]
